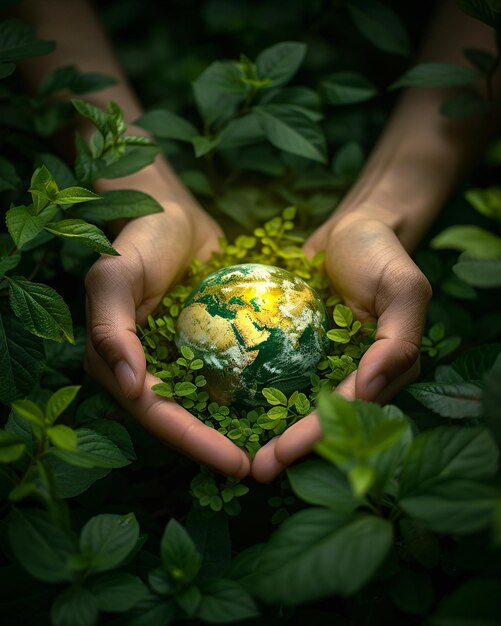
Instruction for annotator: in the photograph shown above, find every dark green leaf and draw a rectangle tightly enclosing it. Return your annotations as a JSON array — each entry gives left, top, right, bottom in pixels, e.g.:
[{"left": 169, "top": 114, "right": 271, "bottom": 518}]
[
  {"left": 0, "top": 245, "right": 21, "bottom": 279},
  {"left": 8, "top": 508, "right": 77, "bottom": 582},
  {"left": 44, "top": 455, "right": 110, "bottom": 498},
  {"left": 193, "top": 61, "right": 247, "bottom": 125},
  {"left": 36, "top": 153, "right": 77, "bottom": 188},
  {"left": 253, "top": 509, "right": 392, "bottom": 603},
  {"left": 406, "top": 381, "right": 483, "bottom": 418},
  {"left": 453, "top": 253, "right": 501, "bottom": 287},
  {"left": 161, "top": 519, "right": 201, "bottom": 583},
  {"left": 256, "top": 41, "right": 307, "bottom": 87},
  {"left": 135, "top": 109, "right": 198, "bottom": 141},
  {"left": 466, "top": 186, "right": 501, "bottom": 221},
  {"left": 5, "top": 204, "right": 43, "bottom": 249},
  {"left": 0, "top": 430, "right": 25, "bottom": 463},
  {"left": 428, "top": 577, "right": 501, "bottom": 626},
  {"left": 39, "top": 64, "right": 116, "bottom": 97},
  {"left": 51, "top": 587, "right": 98, "bottom": 626},
  {"left": 287, "top": 460, "right": 363, "bottom": 511},
  {"left": 0, "top": 19, "right": 55, "bottom": 62},
  {"left": 218, "top": 113, "right": 265, "bottom": 149},
  {"left": 0, "top": 61, "right": 15, "bottom": 78},
  {"left": 80, "top": 513, "right": 140, "bottom": 573},
  {"left": 399, "top": 518, "right": 440, "bottom": 569},
  {"left": 441, "top": 91, "right": 492, "bottom": 118},
  {"left": 0, "top": 313, "right": 44, "bottom": 404},
  {"left": 197, "top": 579, "right": 259, "bottom": 623},
  {"left": 255, "top": 105, "right": 327, "bottom": 163},
  {"left": 49, "top": 427, "right": 131, "bottom": 469},
  {"left": 0, "top": 155, "right": 20, "bottom": 191},
  {"left": 322, "top": 71, "right": 378, "bottom": 105},
  {"left": 388, "top": 569, "right": 434, "bottom": 615},
  {"left": 347, "top": 0, "right": 411, "bottom": 56},
  {"left": 71, "top": 99, "right": 109, "bottom": 135},
  {"left": 457, "top": 0, "right": 501, "bottom": 28},
  {"left": 391, "top": 63, "right": 481, "bottom": 90},
  {"left": 96, "top": 145, "right": 160, "bottom": 178},
  {"left": 44, "top": 219, "right": 119, "bottom": 255},
  {"left": 7, "top": 276, "right": 74, "bottom": 343},
  {"left": 431, "top": 225, "right": 501, "bottom": 258},
  {"left": 87, "top": 572, "right": 148, "bottom": 612},
  {"left": 191, "top": 135, "right": 221, "bottom": 157},
  {"left": 76, "top": 189, "right": 163, "bottom": 222}
]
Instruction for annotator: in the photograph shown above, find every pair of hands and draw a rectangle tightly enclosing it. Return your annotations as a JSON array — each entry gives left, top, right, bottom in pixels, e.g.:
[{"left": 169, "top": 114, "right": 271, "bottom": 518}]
[{"left": 84, "top": 199, "right": 431, "bottom": 482}]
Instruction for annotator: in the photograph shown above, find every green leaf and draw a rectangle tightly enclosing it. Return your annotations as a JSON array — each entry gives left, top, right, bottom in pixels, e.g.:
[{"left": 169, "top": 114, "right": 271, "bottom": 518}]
[
  {"left": 390, "top": 63, "right": 481, "bottom": 90},
  {"left": 348, "top": 464, "right": 375, "bottom": 498},
  {"left": 0, "top": 61, "right": 15, "bottom": 78},
  {"left": 47, "top": 425, "right": 78, "bottom": 451},
  {"left": 36, "top": 153, "right": 77, "bottom": 188},
  {"left": 400, "top": 479, "right": 500, "bottom": 534},
  {"left": 440, "top": 91, "right": 492, "bottom": 118},
  {"left": 46, "top": 385, "right": 81, "bottom": 423},
  {"left": 96, "top": 145, "right": 160, "bottom": 179},
  {"left": 29, "top": 164, "right": 59, "bottom": 212},
  {"left": 135, "top": 109, "right": 198, "bottom": 141},
  {"left": 197, "top": 579, "right": 259, "bottom": 623},
  {"left": 176, "top": 585, "right": 202, "bottom": 617},
  {"left": 399, "top": 518, "right": 440, "bottom": 569},
  {"left": 327, "top": 328, "right": 351, "bottom": 343},
  {"left": 256, "top": 41, "right": 307, "bottom": 87},
  {"left": 255, "top": 105, "right": 327, "bottom": 163},
  {"left": 174, "top": 381, "right": 197, "bottom": 397},
  {"left": 457, "top": 0, "right": 501, "bottom": 28},
  {"left": 0, "top": 246, "right": 21, "bottom": 279},
  {"left": 267, "top": 405, "right": 288, "bottom": 420},
  {"left": 76, "top": 189, "right": 163, "bottom": 222},
  {"left": 0, "top": 19, "right": 55, "bottom": 62},
  {"left": 191, "top": 135, "right": 221, "bottom": 157},
  {"left": 400, "top": 426, "right": 499, "bottom": 496},
  {"left": 8, "top": 508, "right": 77, "bottom": 582},
  {"left": 463, "top": 47, "right": 496, "bottom": 74},
  {"left": 10, "top": 398, "right": 44, "bottom": 427},
  {"left": 86, "top": 572, "right": 148, "bottom": 612},
  {"left": 71, "top": 99, "right": 109, "bottom": 136},
  {"left": 406, "top": 381, "right": 483, "bottom": 418},
  {"left": 49, "top": 427, "right": 131, "bottom": 469},
  {"left": 254, "top": 509, "right": 392, "bottom": 603},
  {"left": 431, "top": 225, "right": 501, "bottom": 258},
  {"left": 54, "top": 187, "right": 100, "bottom": 205},
  {"left": 466, "top": 186, "right": 501, "bottom": 221},
  {"left": 0, "top": 430, "right": 25, "bottom": 463},
  {"left": 453, "top": 253, "right": 501, "bottom": 287},
  {"left": 80, "top": 513, "right": 140, "bottom": 573},
  {"left": 5, "top": 204, "right": 43, "bottom": 249},
  {"left": 192, "top": 61, "right": 247, "bottom": 125},
  {"left": 332, "top": 141, "right": 364, "bottom": 179},
  {"left": 287, "top": 460, "right": 363, "bottom": 511},
  {"left": 51, "top": 587, "right": 98, "bottom": 626},
  {"left": 0, "top": 313, "right": 45, "bottom": 404},
  {"left": 322, "top": 71, "right": 378, "bottom": 105},
  {"left": 333, "top": 304, "right": 353, "bottom": 328},
  {"left": 39, "top": 64, "right": 116, "bottom": 97},
  {"left": 161, "top": 519, "right": 202, "bottom": 583},
  {"left": 262, "top": 387, "right": 287, "bottom": 406},
  {"left": 44, "top": 456, "right": 110, "bottom": 499},
  {"left": 388, "top": 568, "right": 434, "bottom": 616},
  {"left": 7, "top": 276, "right": 74, "bottom": 343},
  {"left": 347, "top": 0, "right": 411, "bottom": 56},
  {"left": 44, "top": 219, "right": 119, "bottom": 256},
  {"left": 428, "top": 577, "right": 501, "bottom": 626}
]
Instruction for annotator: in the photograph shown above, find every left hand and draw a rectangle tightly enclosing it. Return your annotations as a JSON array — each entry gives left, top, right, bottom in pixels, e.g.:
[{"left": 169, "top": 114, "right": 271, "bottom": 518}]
[{"left": 251, "top": 208, "right": 432, "bottom": 482}]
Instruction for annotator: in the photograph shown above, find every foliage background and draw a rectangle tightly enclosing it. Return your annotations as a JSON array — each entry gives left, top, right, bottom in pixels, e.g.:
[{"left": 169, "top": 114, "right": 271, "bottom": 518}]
[{"left": 1, "top": 0, "right": 501, "bottom": 625}]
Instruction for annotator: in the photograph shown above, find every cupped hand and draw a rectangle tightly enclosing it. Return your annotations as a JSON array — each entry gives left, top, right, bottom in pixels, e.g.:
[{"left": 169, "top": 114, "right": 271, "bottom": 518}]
[
  {"left": 84, "top": 202, "right": 251, "bottom": 478},
  {"left": 252, "top": 209, "right": 432, "bottom": 482}
]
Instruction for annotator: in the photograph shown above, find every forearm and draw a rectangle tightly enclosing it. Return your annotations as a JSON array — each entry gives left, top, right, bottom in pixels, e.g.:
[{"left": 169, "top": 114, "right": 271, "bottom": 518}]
[{"left": 333, "top": 1, "right": 501, "bottom": 251}]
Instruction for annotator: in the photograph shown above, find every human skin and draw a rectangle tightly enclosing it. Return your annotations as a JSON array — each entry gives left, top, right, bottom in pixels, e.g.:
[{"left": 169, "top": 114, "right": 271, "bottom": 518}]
[{"left": 17, "top": 1, "right": 500, "bottom": 481}]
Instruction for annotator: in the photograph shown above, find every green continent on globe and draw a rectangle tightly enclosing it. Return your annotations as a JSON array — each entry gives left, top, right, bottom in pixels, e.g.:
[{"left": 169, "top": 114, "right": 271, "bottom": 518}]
[{"left": 175, "top": 263, "right": 329, "bottom": 406}]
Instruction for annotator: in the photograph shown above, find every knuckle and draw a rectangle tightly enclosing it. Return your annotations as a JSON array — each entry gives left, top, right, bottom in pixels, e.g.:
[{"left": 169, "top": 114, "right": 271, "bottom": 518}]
[{"left": 90, "top": 322, "right": 117, "bottom": 355}]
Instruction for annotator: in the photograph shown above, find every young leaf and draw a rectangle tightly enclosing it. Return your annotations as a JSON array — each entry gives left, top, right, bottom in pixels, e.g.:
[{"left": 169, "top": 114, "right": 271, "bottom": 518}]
[
  {"left": 322, "top": 71, "right": 378, "bottom": 105},
  {"left": 161, "top": 519, "right": 202, "bottom": 584},
  {"left": 262, "top": 387, "right": 287, "bottom": 406},
  {"left": 390, "top": 63, "right": 481, "bottom": 90},
  {"left": 7, "top": 508, "right": 77, "bottom": 582},
  {"left": 465, "top": 186, "right": 501, "bottom": 221},
  {"left": 453, "top": 253, "right": 501, "bottom": 288},
  {"left": 256, "top": 41, "right": 307, "bottom": 87},
  {"left": 51, "top": 587, "right": 98, "bottom": 626},
  {"left": 0, "top": 313, "right": 44, "bottom": 404},
  {"left": 347, "top": 0, "right": 411, "bottom": 57},
  {"left": 54, "top": 187, "right": 100, "bottom": 205},
  {"left": 10, "top": 398, "right": 44, "bottom": 427},
  {"left": 71, "top": 98, "right": 109, "bottom": 136},
  {"left": 253, "top": 509, "right": 392, "bottom": 603},
  {"left": 135, "top": 109, "right": 198, "bottom": 141},
  {"left": 43, "top": 219, "right": 119, "bottom": 256},
  {"left": 255, "top": 105, "right": 327, "bottom": 163},
  {"left": 7, "top": 276, "right": 74, "bottom": 344},
  {"left": 197, "top": 578, "right": 259, "bottom": 623},
  {"left": 47, "top": 425, "right": 78, "bottom": 451},
  {"left": 79, "top": 513, "right": 140, "bottom": 573},
  {"left": 0, "top": 430, "right": 26, "bottom": 463},
  {"left": 46, "top": 385, "right": 81, "bottom": 423},
  {"left": 49, "top": 427, "right": 131, "bottom": 469},
  {"left": 333, "top": 304, "right": 354, "bottom": 328}
]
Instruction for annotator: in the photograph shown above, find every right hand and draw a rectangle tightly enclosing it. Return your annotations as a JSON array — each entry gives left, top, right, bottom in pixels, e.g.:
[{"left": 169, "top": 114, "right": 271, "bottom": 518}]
[{"left": 84, "top": 200, "right": 251, "bottom": 478}]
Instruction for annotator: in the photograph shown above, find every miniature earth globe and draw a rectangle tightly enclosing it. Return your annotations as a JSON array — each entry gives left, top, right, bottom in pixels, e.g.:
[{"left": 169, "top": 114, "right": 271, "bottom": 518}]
[{"left": 175, "top": 263, "right": 329, "bottom": 406}]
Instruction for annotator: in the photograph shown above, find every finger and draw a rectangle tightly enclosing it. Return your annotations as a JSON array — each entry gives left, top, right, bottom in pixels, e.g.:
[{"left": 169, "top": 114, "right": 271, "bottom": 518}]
[
  {"left": 251, "top": 437, "right": 286, "bottom": 483},
  {"left": 86, "top": 339, "right": 251, "bottom": 478},
  {"left": 355, "top": 263, "right": 431, "bottom": 401},
  {"left": 85, "top": 258, "right": 146, "bottom": 400}
]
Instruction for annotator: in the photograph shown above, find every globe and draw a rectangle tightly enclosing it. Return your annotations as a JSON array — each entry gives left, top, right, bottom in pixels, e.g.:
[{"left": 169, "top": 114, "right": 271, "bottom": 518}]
[{"left": 175, "top": 263, "right": 329, "bottom": 407}]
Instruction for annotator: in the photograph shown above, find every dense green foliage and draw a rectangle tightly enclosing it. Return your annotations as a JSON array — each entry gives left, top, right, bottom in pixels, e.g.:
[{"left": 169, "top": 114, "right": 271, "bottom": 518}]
[{"left": 1, "top": 0, "right": 501, "bottom": 624}]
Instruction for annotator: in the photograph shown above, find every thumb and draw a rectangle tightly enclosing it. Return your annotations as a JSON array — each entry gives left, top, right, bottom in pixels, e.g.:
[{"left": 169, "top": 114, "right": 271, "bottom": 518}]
[{"left": 85, "top": 260, "right": 146, "bottom": 400}]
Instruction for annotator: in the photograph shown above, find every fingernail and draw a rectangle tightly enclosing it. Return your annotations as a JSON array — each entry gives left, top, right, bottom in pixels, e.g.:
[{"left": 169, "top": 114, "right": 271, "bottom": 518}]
[
  {"left": 365, "top": 375, "right": 386, "bottom": 401},
  {"left": 115, "top": 360, "right": 136, "bottom": 398}
]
